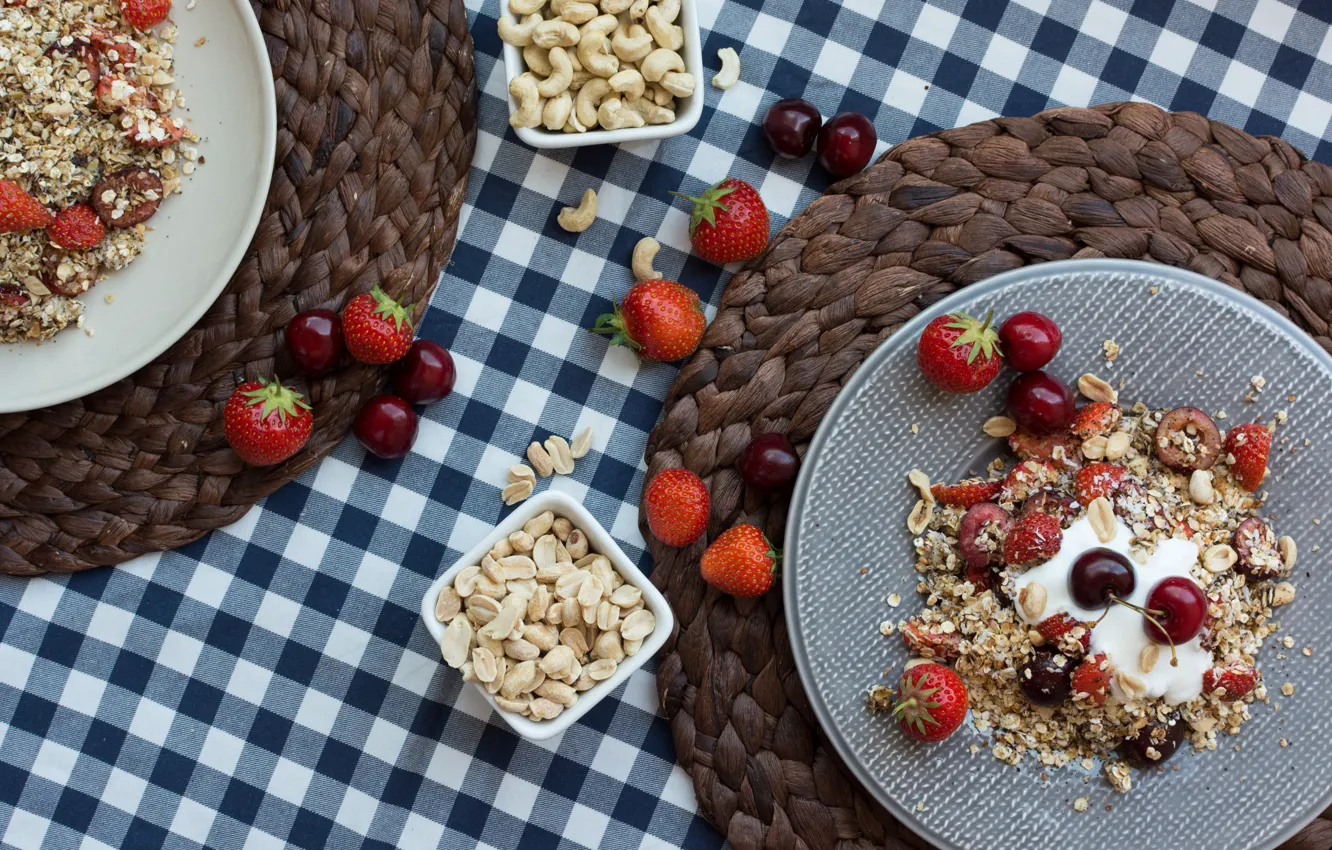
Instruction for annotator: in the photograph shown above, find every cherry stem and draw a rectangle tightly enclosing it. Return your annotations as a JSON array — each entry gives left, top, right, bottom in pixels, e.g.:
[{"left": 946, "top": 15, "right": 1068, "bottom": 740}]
[{"left": 1106, "top": 595, "right": 1179, "bottom": 666}]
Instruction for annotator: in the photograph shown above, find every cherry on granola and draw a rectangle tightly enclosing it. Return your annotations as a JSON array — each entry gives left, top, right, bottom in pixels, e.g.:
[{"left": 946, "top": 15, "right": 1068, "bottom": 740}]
[
  {"left": 91, "top": 168, "right": 163, "bottom": 228},
  {"left": 958, "top": 502, "right": 1013, "bottom": 568},
  {"left": 1233, "top": 517, "right": 1283, "bottom": 579},
  {"left": 1118, "top": 714, "right": 1186, "bottom": 768},
  {"left": 998, "top": 311, "right": 1061, "bottom": 372},
  {"left": 1005, "top": 371, "right": 1075, "bottom": 435},
  {"left": 1018, "top": 649, "right": 1074, "bottom": 706},
  {"left": 1068, "top": 548, "right": 1134, "bottom": 610},
  {"left": 1153, "top": 406, "right": 1222, "bottom": 472}
]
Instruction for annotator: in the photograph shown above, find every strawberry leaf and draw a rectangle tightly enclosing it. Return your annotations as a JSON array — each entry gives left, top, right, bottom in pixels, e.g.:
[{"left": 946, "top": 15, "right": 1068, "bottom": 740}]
[{"left": 671, "top": 182, "right": 737, "bottom": 235}]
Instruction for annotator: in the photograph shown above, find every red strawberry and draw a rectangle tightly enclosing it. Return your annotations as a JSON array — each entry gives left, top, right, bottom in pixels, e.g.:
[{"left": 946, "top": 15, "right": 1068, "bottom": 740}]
[
  {"left": 1069, "top": 402, "right": 1122, "bottom": 439},
  {"left": 901, "top": 618, "right": 962, "bottom": 662},
  {"left": 893, "top": 663, "right": 968, "bottom": 743},
  {"left": 1036, "top": 613, "right": 1091, "bottom": 651},
  {"left": 592, "top": 279, "right": 705, "bottom": 362},
  {"left": 1074, "top": 462, "right": 1127, "bottom": 506},
  {"left": 119, "top": 0, "right": 171, "bottom": 30},
  {"left": 999, "top": 459, "right": 1059, "bottom": 503},
  {"left": 0, "top": 181, "right": 52, "bottom": 233},
  {"left": 126, "top": 114, "right": 186, "bottom": 148},
  {"left": 673, "top": 178, "right": 769, "bottom": 264},
  {"left": 1224, "top": 423, "right": 1271, "bottom": 492},
  {"left": 47, "top": 205, "right": 106, "bottom": 250},
  {"left": 700, "top": 524, "right": 779, "bottom": 597},
  {"left": 964, "top": 564, "right": 993, "bottom": 593},
  {"left": 1002, "top": 512, "right": 1061, "bottom": 565},
  {"left": 644, "top": 468, "right": 710, "bottom": 547},
  {"left": 1008, "top": 429, "right": 1081, "bottom": 469},
  {"left": 222, "top": 377, "right": 313, "bottom": 466},
  {"left": 341, "top": 285, "right": 414, "bottom": 364},
  {"left": 1071, "top": 653, "right": 1112, "bottom": 705},
  {"left": 929, "top": 478, "right": 1001, "bottom": 507},
  {"left": 1202, "top": 665, "right": 1258, "bottom": 700},
  {"left": 916, "top": 311, "right": 1002, "bottom": 393}
]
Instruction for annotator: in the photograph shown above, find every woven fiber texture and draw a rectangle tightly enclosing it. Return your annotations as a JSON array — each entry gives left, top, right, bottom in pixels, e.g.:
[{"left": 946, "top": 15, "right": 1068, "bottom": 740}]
[
  {"left": 0, "top": 0, "right": 477, "bottom": 576},
  {"left": 642, "top": 102, "right": 1332, "bottom": 850}
]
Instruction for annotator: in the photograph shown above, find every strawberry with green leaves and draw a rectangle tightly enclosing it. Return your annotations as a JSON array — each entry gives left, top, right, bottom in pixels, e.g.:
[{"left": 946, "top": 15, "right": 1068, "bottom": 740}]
[
  {"left": 700, "top": 524, "right": 778, "bottom": 597},
  {"left": 1224, "top": 423, "right": 1271, "bottom": 491},
  {"left": 644, "top": 468, "right": 710, "bottom": 547},
  {"left": 592, "top": 279, "right": 705, "bottom": 362},
  {"left": 342, "top": 285, "right": 414, "bottom": 364},
  {"left": 223, "top": 377, "right": 313, "bottom": 466},
  {"left": 893, "top": 662, "right": 968, "bottom": 743},
  {"left": 673, "top": 178, "right": 769, "bottom": 265},
  {"left": 916, "top": 311, "right": 1002, "bottom": 393}
]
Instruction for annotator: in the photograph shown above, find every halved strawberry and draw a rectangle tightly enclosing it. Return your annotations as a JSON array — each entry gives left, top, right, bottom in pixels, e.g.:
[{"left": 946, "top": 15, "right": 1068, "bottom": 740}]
[
  {"left": 1202, "top": 665, "right": 1258, "bottom": 700},
  {"left": 1008, "top": 429, "right": 1081, "bottom": 469},
  {"left": 1071, "top": 653, "right": 1112, "bottom": 705},
  {"left": 1003, "top": 512, "right": 1062, "bottom": 565},
  {"left": 999, "top": 459, "right": 1060, "bottom": 504},
  {"left": 1224, "top": 423, "right": 1271, "bottom": 492},
  {"left": 1036, "top": 612, "right": 1091, "bottom": 651},
  {"left": 1070, "top": 402, "right": 1122, "bottom": 439},
  {"left": 901, "top": 618, "right": 961, "bottom": 662},
  {"left": 1074, "top": 462, "right": 1127, "bottom": 506},
  {"left": 930, "top": 479, "right": 1001, "bottom": 507}
]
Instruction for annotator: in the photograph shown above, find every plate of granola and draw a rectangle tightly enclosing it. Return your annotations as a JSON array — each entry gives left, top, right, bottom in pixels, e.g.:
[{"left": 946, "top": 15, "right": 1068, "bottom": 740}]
[
  {"left": 784, "top": 258, "right": 1332, "bottom": 850},
  {"left": 0, "top": 0, "right": 275, "bottom": 412}
]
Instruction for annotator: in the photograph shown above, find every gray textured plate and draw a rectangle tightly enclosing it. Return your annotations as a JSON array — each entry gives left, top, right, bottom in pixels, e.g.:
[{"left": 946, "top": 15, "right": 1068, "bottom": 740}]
[{"left": 784, "top": 259, "right": 1332, "bottom": 850}]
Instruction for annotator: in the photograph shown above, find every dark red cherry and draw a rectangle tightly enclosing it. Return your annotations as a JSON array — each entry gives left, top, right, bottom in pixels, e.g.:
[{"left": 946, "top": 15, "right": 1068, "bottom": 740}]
[
  {"left": 816, "top": 112, "right": 876, "bottom": 178},
  {"left": 1018, "top": 649, "right": 1074, "bottom": 706},
  {"left": 354, "top": 394, "right": 419, "bottom": 459},
  {"left": 1143, "top": 576, "right": 1207, "bottom": 645},
  {"left": 998, "top": 312, "right": 1061, "bottom": 372},
  {"left": 762, "top": 98, "right": 822, "bottom": 158},
  {"left": 1006, "top": 371, "right": 1076, "bottom": 435},
  {"left": 286, "top": 309, "right": 344, "bottom": 375},
  {"left": 738, "top": 432, "right": 800, "bottom": 489},
  {"left": 1118, "top": 714, "right": 1186, "bottom": 768},
  {"left": 392, "top": 340, "right": 456, "bottom": 405},
  {"left": 1069, "top": 548, "right": 1135, "bottom": 609}
]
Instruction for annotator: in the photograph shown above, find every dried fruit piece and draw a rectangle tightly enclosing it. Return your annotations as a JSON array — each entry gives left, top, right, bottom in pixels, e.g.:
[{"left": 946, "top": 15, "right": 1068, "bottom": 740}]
[
  {"left": 1233, "top": 517, "right": 1283, "bottom": 579},
  {"left": 91, "top": 168, "right": 163, "bottom": 228},
  {"left": 1007, "top": 429, "right": 1081, "bottom": 469},
  {"left": 958, "top": 503, "right": 1013, "bottom": 568},
  {"left": 1070, "top": 402, "right": 1122, "bottom": 439},
  {"left": 1153, "top": 407, "right": 1222, "bottom": 472}
]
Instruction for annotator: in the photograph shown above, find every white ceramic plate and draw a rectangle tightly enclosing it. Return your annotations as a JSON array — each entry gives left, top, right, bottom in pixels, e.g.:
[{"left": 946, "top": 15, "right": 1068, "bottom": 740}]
[{"left": 0, "top": 1, "right": 276, "bottom": 413}]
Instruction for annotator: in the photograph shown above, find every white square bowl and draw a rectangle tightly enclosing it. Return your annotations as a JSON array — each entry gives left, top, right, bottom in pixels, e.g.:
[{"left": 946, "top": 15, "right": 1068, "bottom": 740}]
[
  {"left": 419, "top": 490, "right": 674, "bottom": 741},
  {"left": 500, "top": 0, "right": 704, "bottom": 149}
]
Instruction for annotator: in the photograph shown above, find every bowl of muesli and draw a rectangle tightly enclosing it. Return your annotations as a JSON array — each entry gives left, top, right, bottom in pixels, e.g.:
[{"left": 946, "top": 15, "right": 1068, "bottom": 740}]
[
  {"left": 0, "top": 0, "right": 275, "bottom": 412},
  {"left": 784, "top": 259, "right": 1332, "bottom": 850}
]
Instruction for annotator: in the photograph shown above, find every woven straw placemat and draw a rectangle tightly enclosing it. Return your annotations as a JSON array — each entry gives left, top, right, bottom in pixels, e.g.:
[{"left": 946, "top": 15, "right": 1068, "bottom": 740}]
[
  {"left": 0, "top": 0, "right": 476, "bottom": 576},
  {"left": 642, "top": 103, "right": 1332, "bottom": 850}
]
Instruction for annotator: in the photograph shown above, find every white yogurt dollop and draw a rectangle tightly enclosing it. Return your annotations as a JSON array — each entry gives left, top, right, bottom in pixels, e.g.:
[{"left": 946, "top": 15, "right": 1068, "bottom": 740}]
[{"left": 1013, "top": 515, "right": 1209, "bottom": 705}]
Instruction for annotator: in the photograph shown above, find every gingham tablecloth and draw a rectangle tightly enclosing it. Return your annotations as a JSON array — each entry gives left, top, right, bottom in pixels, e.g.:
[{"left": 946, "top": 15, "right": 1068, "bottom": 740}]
[{"left": 3, "top": 0, "right": 1331, "bottom": 848}]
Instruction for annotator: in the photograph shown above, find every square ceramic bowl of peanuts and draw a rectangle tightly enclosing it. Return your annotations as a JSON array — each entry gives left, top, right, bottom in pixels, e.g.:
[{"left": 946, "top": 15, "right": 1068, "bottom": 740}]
[
  {"left": 497, "top": 0, "right": 707, "bottom": 148},
  {"left": 420, "top": 490, "right": 673, "bottom": 740}
]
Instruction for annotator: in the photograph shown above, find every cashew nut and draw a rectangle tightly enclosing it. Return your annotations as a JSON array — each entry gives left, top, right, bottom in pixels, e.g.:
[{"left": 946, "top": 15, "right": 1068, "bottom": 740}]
[
  {"left": 565, "top": 107, "right": 588, "bottom": 133},
  {"left": 508, "top": 73, "right": 545, "bottom": 129},
  {"left": 628, "top": 0, "right": 648, "bottom": 17},
  {"left": 498, "top": 13, "right": 543, "bottom": 46},
  {"left": 597, "top": 97, "right": 645, "bottom": 130},
  {"left": 659, "top": 71, "right": 695, "bottom": 98},
  {"left": 648, "top": 81, "right": 673, "bottom": 107},
  {"left": 713, "top": 47, "right": 739, "bottom": 89},
  {"left": 654, "top": 0, "right": 680, "bottom": 23},
  {"left": 509, "top": 0, "right": 544, "bottom": 15},
  {"left": 578, "top": 15, "right": 620, "bottom": 78},
  {"left": 574, "top": 77, "right": 612, "bottom": 127},
  {"left": 523, "top": 45, "right": 553, "bottom": 76},
  {"left": 537, "top": 46, "right": 574, "bottom": 96},
  {"left": 625, "top": 95, "right": 674, "bottom": 124},
  {"left": 600, "top": 0, "right": 632, "bottom": 12},
  {"left": 632, "top": 237, "right": 663, "bottom": 280},
  {"left": 558, "top": 189, "right": 598, "bottom": 232},
  {"left": 640, "top": 47, "right": 684, "bottom": 82},
  {"left": 559, "top": 1, "right": 599, "bottom": 23},
  {"left": 608, "top": 68, "right": 645, "bottom": 101},
  {"left": 543, "top": 91, "right": 573, "bottom": 130},
  {"left": 568, "top": 69, "right": 593, "bottom": 91},
  {"left": 611, "top": 23, "right": 653, "bottom": 62},
  {"left": 532, "top": 19, "right": 580, "bottom": 48},
  {"left": 644, "top": 4, "right": 683, "bottom": 50}
]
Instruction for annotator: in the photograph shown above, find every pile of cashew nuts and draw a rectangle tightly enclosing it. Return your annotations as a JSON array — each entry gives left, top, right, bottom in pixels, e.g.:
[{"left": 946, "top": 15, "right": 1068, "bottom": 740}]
[{"left": 498, "top": 0, "right": 697, "bottom": 133}]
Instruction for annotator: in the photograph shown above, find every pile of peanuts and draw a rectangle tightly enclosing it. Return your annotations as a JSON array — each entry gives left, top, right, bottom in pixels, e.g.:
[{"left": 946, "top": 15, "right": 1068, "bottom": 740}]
[
  {"left": 435, "top": 511, "right": 657, "bottom": 721},
  {"left": 498, "top": 0, "right": 696, "bottom": 132}
]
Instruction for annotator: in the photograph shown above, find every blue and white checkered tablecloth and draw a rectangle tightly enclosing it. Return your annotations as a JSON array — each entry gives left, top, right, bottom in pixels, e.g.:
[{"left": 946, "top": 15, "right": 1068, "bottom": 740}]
[{"left": 3, "top": 0, "right": 1332, "bottom": 847}]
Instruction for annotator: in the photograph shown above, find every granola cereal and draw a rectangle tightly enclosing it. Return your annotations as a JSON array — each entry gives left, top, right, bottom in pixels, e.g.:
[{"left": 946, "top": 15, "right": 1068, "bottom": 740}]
[
  {"left": 0, "top": 3, "right": 199, "bottom": 343},
  {"left": 876, "top": 398, "right": 1293, "bottom": 793}
]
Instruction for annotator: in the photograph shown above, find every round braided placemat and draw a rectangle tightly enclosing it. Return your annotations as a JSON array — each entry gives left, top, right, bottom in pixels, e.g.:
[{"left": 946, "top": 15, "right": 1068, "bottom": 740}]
[
  {"left": 643, "top": 102, "right": 1332, "bottom": 850},
  {"left": 0, "top": 0, "right": 476, "bottom": 576}
]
